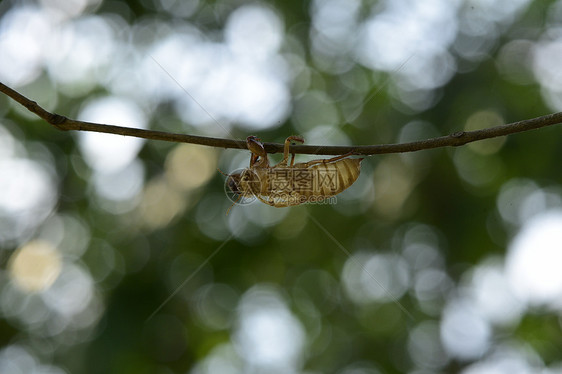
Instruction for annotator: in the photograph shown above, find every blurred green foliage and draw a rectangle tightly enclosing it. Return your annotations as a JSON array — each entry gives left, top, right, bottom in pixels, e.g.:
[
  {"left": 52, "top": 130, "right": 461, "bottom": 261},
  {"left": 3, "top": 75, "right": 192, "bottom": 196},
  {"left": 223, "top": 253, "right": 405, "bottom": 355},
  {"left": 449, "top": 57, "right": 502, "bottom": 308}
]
[{"left": 2, "top": 0, "right": 562, "bottom": 374}]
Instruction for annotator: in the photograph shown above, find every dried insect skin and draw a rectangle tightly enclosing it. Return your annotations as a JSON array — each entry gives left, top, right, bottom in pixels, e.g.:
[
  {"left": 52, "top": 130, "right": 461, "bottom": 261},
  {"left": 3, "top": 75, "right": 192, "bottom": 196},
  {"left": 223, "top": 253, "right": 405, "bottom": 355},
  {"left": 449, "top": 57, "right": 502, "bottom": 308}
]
[{"left": 227, "top": 136, "right": 364, "bottom": 207}]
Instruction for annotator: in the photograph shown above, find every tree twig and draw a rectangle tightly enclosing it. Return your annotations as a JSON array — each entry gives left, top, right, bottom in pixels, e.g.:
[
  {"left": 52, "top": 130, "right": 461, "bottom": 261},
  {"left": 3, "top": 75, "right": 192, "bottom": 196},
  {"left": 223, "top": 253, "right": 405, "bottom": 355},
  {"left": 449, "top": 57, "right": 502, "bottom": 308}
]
[{"left": 2, "top": 81, "right": 562, "bottom": 156}]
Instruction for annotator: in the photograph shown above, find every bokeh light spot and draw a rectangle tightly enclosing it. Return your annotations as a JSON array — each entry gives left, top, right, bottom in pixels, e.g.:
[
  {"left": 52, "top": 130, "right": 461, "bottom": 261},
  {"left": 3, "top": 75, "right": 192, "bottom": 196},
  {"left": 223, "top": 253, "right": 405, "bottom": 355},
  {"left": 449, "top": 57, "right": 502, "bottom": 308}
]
[
  {"left": 165, "top": 144, "right": 218, "bottom": 192},
  {"left": 372, "top": 156, "right": 417, "bottom": 218},
  {"left": 342, "top": 252, "right": 410, "bottom": 304},
  {"left": 293, "top": 90, "right": 339, "bottom": 132},
  {"left": 465, "top": 110, "right": 506, "bottom": 155},
  {"left": 234, "top": 286, "right": 305, "bottom": 371},
  {"left": 0, "top": 6, "right": 53, "bottom": 85},
  {"left": 8, "top": 240, "right": 62, "bottom": 293},
  {"left": 0, "top": 157, "right": 57, "bottom": 245},
  {"left": 440, "top": 299, "right": 491, "bottom": 360},
  {"left": 453, "top": 147, "right": 503, "bottom": 187},
  {"left": 408, "top": 321, "right": 448, "bottom": 369},
  {"left": 0, "top": 345, "right": 67, "bottom": 374},
  {"left": 78, "top": 96, "right": 147, "bottom": 173},
  {"left": 139, "top": 177, "right": 187, "bottom": 230},
  {"left": 506, "top": 210, "right": 562, "bottom": 306},
  {"left": 225, "top": 5, "right": 283, "bottom": 59},
  {"left": 468, "top": 259, "right": 524, "bottom": 326},
  {"left": 42, "top": 262, "right": 95, "bottom": 318}
]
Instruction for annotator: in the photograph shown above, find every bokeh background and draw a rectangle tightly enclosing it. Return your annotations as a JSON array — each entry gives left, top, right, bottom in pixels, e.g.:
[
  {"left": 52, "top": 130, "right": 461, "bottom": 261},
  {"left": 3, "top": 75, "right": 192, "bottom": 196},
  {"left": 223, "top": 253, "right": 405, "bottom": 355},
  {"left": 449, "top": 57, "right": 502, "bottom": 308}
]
[{"left": 1, "top": 0, "right": 562, "bottom": 373}]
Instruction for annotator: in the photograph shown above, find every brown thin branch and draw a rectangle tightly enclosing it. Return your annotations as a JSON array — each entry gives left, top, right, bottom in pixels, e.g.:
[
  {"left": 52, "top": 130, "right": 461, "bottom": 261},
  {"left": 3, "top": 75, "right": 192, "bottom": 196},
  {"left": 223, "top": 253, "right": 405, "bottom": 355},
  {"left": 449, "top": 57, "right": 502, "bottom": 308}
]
[{"left": 2, "top": 81, "right": 562, "bottom": 156}]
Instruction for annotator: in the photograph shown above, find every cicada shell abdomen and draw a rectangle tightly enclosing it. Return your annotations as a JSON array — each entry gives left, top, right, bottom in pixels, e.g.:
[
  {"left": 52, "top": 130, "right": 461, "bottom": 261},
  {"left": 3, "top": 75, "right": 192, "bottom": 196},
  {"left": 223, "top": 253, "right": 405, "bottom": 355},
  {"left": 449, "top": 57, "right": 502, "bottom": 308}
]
[
  {"left": 258, "top": 157, "right": 363, "bottom": 207},
  {"left": 306, "top": 157, "right": 363, "bottom": 198}
]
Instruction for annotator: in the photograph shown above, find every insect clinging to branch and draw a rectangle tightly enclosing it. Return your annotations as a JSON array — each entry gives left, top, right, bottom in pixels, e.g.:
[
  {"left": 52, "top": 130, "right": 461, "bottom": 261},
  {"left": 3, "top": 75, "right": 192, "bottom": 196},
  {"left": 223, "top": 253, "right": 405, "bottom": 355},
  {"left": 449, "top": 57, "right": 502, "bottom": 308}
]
[{"left": 223, "top": 135, "right": 364, "bottom": 211}]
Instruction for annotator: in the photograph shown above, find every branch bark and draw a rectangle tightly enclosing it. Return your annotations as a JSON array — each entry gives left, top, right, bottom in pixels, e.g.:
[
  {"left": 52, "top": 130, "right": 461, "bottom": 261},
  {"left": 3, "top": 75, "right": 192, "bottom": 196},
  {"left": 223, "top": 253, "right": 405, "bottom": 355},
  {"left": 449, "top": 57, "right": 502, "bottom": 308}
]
[{"left": 2, "top": 82, "right": 562, "bottom": 156}]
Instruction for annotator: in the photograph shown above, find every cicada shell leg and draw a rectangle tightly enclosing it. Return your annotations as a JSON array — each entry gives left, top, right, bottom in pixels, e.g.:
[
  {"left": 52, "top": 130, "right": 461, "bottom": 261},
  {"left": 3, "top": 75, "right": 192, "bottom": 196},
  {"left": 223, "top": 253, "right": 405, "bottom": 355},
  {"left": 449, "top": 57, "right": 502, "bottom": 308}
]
[
  {"left": 279, "top": 135, "right": 304, "bottom": 167},
  {"left": 225, "top": 192, "right": 243, "bottom": 215}
]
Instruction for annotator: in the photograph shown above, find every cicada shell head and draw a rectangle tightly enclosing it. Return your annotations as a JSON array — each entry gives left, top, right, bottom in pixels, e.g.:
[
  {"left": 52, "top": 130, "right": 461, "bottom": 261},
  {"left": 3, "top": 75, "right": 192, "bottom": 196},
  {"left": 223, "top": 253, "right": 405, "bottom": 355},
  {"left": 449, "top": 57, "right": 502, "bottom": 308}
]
[
  {"left": 226, "top": 171, "right": 243, "bottom": 195},
  {"left": 223, "top": 168, "right": 264, "bottom": 214},
  {"left": 226, "top": 169, "right": 262, "bottom": 196}
]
